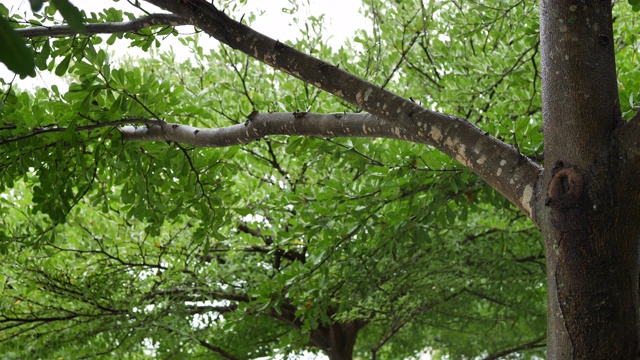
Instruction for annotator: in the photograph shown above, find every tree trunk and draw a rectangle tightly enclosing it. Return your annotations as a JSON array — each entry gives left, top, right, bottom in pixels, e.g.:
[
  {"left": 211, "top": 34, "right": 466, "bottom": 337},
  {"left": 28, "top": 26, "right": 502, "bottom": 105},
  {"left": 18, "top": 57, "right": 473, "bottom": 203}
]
[
  {"left": 311, "top": 320, "right": 363, "bottom": 360},
  {"left": 537, "top": 1, "right": 640, "bottom": 358}
]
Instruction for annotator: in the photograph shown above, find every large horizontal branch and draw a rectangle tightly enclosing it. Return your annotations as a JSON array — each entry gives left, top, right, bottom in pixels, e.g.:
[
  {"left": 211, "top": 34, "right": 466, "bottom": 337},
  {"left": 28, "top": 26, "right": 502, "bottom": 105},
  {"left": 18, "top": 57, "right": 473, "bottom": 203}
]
[
  {"left": 120, "top": 112, "right": 422, "bottom": 146},
  {"left": 14, "top": 13, "right": 189, "bottom": 38},
  {"left": 142, "top": 0, "right": 543, "bottom": 223}
]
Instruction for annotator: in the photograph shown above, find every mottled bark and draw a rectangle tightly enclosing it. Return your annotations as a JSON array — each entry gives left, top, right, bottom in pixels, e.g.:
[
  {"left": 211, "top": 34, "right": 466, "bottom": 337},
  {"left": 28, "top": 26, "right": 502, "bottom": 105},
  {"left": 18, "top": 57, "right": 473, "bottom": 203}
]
[{"left": 537, "top": 1, "right": 640, "bottom": 358}]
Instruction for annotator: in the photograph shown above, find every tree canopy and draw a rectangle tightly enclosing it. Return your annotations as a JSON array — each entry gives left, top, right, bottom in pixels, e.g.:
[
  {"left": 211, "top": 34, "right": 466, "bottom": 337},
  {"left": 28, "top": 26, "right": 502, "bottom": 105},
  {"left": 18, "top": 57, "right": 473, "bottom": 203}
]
[{"left": 1, "top": 1, "right": 640, "bottom": 359}]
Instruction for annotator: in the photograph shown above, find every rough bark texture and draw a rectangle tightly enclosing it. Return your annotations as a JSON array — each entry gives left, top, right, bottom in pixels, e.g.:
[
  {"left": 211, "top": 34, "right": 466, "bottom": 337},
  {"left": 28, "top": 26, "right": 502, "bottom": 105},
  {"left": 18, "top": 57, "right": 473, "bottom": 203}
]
[{"left": 537, "top": 1, "right": 640, "bottom": 358}]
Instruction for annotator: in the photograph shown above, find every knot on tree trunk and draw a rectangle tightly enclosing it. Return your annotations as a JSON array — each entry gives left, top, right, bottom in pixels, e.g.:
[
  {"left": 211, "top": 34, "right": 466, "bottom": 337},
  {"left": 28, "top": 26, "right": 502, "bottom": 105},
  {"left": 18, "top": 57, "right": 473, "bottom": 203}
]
[{"left": 547, "top": 166, "right": 584, "bottom": 208}]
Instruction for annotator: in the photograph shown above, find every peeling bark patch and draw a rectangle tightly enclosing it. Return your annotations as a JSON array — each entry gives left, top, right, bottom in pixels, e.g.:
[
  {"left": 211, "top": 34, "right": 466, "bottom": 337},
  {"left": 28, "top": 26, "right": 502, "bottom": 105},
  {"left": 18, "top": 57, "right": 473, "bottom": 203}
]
[
  {"left": 264, "top": 53, "right": 276, "bottom": 65},
  {"left": 444, "top": 137, "right": 468, "bottom": 165},
  {"left": 429, "top": 127, "right": 443, "bottom": 142},
  {"left": 520, "top": 185, "right": 533, "bottom": 216},
  {"left": 476, "top": 156, "right": 486, "bottom": 165},
  {"left": 356, "top": 91, "right": 363, "bottom": 106},
  {"left": 364, "top": 88, "right": 373, "bottom": 102}
]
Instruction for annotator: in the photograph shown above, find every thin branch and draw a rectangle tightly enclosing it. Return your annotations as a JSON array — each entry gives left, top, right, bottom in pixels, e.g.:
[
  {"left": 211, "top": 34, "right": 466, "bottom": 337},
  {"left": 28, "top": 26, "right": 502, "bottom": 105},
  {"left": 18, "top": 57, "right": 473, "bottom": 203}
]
[
  {"left": 0, "top": 118, "right": 158, "bottom": 146},
  {"left": 371, "top": 291, "right": 463, "bottom": 360},
  {"left": 482, "top": 336, "right": 546, "bottom": 360},
  {"left": 197, "top": 339, "right": 240, "bottom": 360},
  {"left": 14, "top": 14, "right": 189, "bottom": 38}
]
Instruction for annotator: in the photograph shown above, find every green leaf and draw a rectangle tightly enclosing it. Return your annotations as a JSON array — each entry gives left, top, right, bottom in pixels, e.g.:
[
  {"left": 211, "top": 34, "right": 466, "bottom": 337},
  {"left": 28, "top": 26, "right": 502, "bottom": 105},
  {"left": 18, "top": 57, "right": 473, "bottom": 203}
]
[
  {"left": 35, "top": 39, "right": 51, "bottom": 70},
  {"left": 0, "top": 15, "right": 35, "bottom": 77},
  {"left": 54, "top": 54, "right": 71, "bottom": 76},
  {"left": 50, "top": 0, "right": 85, "bottom": 31},
  {"left": 29, "top": 0, "right": 45, "bottom": 12}
]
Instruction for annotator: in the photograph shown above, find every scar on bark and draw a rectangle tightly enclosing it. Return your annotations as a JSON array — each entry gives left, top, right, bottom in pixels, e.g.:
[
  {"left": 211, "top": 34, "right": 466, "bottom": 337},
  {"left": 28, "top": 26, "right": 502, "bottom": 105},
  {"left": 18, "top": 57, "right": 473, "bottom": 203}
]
[{"left": 547, "top": 166, "right": 584, "bottom": 208}]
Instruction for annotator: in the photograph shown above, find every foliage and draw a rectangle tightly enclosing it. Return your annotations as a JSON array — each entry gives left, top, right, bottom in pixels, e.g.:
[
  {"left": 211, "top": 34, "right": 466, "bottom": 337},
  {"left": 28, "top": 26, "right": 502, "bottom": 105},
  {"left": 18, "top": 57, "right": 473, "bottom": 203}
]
[
  {"left": 1, "top": 0, "right": 638, "bottom": 359},
  {"left": 0, "top": 0, "right": 84, "bottom": 76}
]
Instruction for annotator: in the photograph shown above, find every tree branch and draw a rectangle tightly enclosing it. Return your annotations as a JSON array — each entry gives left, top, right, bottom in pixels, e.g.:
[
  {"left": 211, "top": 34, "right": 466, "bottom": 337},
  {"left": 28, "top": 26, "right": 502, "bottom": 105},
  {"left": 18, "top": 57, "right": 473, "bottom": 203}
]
[
  {"left": 14, "top": 13, "right": 189, "bottom": 38},
  {"left": 119, "top": 112, "right": 421, "bottom": 146},
  {"left": 142, "top": 0, "right": 542, "bottom": 223},
  {"left": 481, "top": 336, "right": 546, "bottom": 360},
  {"left": 197, "top": 339, "right": 239, "bottom": 360},
  {"left": 370, "top": 291, "right": 462, "bottom": 360},
  {"left": 0, "top": 118, "right": 156, "bottom": 145}
]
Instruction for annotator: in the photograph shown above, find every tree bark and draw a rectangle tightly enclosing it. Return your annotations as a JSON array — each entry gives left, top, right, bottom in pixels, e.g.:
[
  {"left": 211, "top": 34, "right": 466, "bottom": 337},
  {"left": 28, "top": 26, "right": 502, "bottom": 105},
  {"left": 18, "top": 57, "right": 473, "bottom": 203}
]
[
  {"left": 537, "top": 1, "right": 640, "bottom": 358},
  {"left": 310, "top": 320, "right": 363, "bottom": 360}
]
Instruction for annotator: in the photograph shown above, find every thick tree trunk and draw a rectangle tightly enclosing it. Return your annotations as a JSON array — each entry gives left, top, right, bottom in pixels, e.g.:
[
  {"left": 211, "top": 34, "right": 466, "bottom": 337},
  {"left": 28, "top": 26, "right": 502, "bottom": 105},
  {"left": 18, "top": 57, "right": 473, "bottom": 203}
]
[
  {"left": 537, "top": 1, "right": 640, "bottom": 358},
  {"left": 311, "top": 320, "right": 363, "bottom": 360}
]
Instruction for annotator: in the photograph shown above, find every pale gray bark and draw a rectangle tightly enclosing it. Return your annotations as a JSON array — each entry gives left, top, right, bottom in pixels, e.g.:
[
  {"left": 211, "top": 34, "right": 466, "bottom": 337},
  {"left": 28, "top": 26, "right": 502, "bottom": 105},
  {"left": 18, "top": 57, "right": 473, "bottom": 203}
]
[{"left": 120, "top": 112, "right": 420, "bottom": 146}]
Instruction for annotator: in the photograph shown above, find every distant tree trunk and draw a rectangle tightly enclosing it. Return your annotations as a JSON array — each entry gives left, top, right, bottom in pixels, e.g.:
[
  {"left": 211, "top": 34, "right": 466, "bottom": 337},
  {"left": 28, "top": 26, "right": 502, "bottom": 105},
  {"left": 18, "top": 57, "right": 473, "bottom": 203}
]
[
  {"left": 311, "top": 320, "right": 363, "bottom": 360},
  {"left": 537, "top": 1, "right": 640, "bottom": 358}
]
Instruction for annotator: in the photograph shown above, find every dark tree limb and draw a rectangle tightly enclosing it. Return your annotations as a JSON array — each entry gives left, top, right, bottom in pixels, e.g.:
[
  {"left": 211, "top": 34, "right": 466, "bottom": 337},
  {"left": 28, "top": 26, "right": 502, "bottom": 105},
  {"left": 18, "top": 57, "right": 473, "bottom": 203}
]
[
  {"left": 197, "top": 339, "right": 240, "bottom": 360},
  {"left": 481, "top": 336, "right": 546, "bottom": 360},
  {"left": 14, "top": 13, "right": 189, "bottom": 38}
]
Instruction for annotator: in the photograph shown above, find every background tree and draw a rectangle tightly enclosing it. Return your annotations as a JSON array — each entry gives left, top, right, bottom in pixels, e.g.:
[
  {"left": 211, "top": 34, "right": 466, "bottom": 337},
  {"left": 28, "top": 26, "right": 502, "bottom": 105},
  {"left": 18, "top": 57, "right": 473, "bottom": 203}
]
[{"left": 0, "top": 0, "right": 638, "bottom": 359}]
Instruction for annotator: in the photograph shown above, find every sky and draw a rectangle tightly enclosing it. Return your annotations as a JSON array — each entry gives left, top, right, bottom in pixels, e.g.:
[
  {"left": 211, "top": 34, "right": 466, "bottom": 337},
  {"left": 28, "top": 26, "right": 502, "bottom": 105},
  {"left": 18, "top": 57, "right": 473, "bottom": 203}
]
[{"left": 0, "top": 1, "right": 432, "bottom": 358}]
